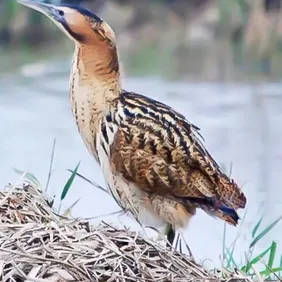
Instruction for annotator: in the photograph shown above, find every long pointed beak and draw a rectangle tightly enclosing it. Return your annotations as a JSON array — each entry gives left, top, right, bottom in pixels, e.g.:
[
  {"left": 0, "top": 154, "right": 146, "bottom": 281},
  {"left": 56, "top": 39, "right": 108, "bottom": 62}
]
[{"left": 17, "top": 0, "right": 58, "bottom": 19}]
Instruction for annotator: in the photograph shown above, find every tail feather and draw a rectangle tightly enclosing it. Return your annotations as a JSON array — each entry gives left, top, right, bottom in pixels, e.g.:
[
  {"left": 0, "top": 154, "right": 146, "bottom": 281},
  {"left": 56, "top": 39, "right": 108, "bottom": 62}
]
[
  {"left": 181, "top": 196, "right": 240, "bottom": 226},
  {"left": 217, "top": 205, "right": 240, "bottom": 225}
]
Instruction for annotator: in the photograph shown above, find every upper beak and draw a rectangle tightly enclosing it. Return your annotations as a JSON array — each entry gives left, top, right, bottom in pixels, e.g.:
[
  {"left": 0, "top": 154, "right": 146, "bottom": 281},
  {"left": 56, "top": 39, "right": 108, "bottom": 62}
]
[{"left": 17, "top": 0, "right": 57, "bottom": 19}]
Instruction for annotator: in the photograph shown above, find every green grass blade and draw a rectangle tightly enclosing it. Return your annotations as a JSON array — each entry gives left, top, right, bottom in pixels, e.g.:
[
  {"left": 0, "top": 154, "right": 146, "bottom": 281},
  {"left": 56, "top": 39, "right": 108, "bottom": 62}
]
[
  {"left": 225, "top": 246, "right": 238, "bottom": 269},
  {"left": 267, "top": 241, "right": 277, "bottom": 270},
  {"left": 241, "top": 246, "right": 271, "bottom": 273},
  {"left": 252, "top": 217, "right": 263, "bottom": 238},
  {"left": 225, "top": 236, "right": 240, "bottom": 269},
  {"left": 45, "top": 138, "right": 56, "bottom": 192},
  {"left": 250, "top": 216, "right": 282, "bottom": 248},
  {"left": 67, "top": 169, "right": 109, "bottom": 194},
  {"left": 279, "top": 254, "right": 282, "bottom": 277},
  {"left": 61, "top": 162, "right": 80, "bottom": 201},
  {"left": 260, "top": 267, "right": 282, "bottom": 277},
  {"left": 13, "top": 168, "right": 41, "bottom": 187}
]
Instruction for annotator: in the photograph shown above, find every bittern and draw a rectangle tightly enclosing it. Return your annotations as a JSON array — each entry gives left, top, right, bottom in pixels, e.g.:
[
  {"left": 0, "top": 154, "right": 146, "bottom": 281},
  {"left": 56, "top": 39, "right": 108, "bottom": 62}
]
[{"left": 17, "top": 0, "right": 247, "bottom": 246}]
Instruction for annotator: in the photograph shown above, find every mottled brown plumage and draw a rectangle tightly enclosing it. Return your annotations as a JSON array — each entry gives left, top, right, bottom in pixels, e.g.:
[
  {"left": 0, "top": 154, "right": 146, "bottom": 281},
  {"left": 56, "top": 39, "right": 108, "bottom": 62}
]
[
  {"left": 105, "top": 92, "right": 246, "bottom": 225},
  {"left": 18, "top": 0, "right": 247, "bottom": 245}
]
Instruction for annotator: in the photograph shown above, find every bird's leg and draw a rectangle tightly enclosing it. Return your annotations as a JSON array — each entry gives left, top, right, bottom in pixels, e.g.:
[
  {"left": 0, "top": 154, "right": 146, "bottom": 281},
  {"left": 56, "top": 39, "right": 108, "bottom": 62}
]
[
  {"left": 160, "top": 224, "right": 176, "bottom": 248},
  {"left": 174, "top": 232, "right": 181, "bottom": 251},
  {"left": 166, "top": 226, "right": 184, "bottom": 253},
  {"left": 141, "top": 195, "right": 176, "bottom": 247},
  {"left": 175, "top": 230, "right": 195, "bottom": 260},
  {"left": 166, "top": 224, "right": 175, "bottom": 247}
]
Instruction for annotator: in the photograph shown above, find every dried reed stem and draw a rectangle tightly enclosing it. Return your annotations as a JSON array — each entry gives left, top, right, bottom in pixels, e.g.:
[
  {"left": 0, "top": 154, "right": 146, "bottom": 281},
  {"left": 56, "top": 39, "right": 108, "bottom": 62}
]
[{"left": 0, "top": 178, "right": 252, "bottom": 282}]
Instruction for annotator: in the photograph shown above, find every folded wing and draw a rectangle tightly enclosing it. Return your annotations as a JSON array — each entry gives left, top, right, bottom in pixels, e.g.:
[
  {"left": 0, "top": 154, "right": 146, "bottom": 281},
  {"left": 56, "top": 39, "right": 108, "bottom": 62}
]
[{"left": 108, "top": 91, "right": 247, "bottom": 224}]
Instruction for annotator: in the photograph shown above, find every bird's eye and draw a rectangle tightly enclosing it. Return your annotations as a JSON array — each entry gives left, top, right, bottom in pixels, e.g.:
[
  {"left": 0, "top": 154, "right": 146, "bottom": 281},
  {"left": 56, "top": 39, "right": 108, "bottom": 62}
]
[{"left": 58, "top": 10, "right": 64, "bottom": 16}]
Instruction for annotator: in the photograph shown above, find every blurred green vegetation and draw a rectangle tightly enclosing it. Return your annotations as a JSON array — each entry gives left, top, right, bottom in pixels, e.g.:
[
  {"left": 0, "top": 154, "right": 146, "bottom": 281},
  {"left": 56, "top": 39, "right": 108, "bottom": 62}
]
[
  {"left": 223, "top": 216, "right": 282, "bottom": 281},
  {"left": 2, "top": 0, "right": 282, "bottom": 80}
]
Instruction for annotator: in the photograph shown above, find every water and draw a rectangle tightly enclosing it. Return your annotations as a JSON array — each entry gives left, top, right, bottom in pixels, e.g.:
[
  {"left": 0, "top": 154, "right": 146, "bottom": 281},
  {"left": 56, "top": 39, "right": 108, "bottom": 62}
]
[{"left": 1, "top": 59, "right": 282, "bottom": 267}]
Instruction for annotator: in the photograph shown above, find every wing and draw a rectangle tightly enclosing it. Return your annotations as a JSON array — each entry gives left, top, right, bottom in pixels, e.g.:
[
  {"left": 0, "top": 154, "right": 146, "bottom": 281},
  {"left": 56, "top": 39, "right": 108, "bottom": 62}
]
[{"left": 108, "top": 91, "right": 246, "bottom": 221}]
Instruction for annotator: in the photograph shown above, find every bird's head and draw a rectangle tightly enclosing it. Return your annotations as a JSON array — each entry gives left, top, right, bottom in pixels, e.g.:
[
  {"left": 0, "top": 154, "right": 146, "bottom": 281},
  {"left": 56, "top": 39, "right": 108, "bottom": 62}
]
[{"left": 17, "top": 0, "right": 116, "bottom": 47}]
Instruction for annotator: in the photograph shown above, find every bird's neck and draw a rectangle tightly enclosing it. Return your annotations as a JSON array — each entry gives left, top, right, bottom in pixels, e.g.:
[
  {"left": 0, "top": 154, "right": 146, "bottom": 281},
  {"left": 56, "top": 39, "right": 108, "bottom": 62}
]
[
  {"left": 71, "top": 43, "right": 121, "bottom": 96},
  {"left": 70, "top": 43, "right": 122, "bottom": 115},
  {"left": 69, "top": 43, "right": 121, "bottom": 160}
]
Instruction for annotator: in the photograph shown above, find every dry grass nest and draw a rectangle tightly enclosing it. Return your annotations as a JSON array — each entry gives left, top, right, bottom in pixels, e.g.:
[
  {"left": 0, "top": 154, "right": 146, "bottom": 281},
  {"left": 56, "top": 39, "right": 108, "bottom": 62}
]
[{"left": 0, "top": 176, "right": 252, "bottom": 282}]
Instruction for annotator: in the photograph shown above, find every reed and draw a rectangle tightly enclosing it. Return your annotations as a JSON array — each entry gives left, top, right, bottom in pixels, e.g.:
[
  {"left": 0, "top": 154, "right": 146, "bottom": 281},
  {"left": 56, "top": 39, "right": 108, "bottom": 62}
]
[{"left": 0, "top": 171, "right": 253, "bottom": 282}]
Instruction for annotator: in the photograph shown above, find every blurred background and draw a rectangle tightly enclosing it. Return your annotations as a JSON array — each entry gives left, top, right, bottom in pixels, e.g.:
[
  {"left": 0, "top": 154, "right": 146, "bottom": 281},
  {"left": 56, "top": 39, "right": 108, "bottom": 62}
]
[{"left": 1, "top": 0, "right": 282, "bottom": 269}]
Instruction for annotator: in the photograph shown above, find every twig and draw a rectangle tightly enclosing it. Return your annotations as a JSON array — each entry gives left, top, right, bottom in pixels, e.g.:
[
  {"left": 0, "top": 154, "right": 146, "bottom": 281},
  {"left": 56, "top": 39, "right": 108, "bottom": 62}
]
[
  {"left": 67, "top": 169, "right": 109, "bottom": 194},
  {"left": 0, "top": 176, "right": 254, "bottom": 282},
  {"left": 45, "top": 139, "right": 56, "bottom": 192}
]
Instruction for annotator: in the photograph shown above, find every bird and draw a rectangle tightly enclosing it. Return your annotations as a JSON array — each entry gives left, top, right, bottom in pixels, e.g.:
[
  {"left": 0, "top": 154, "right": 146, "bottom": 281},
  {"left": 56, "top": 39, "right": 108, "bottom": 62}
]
[{"left": 17, "top": 0, "right": 247, "bottom": 246}]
